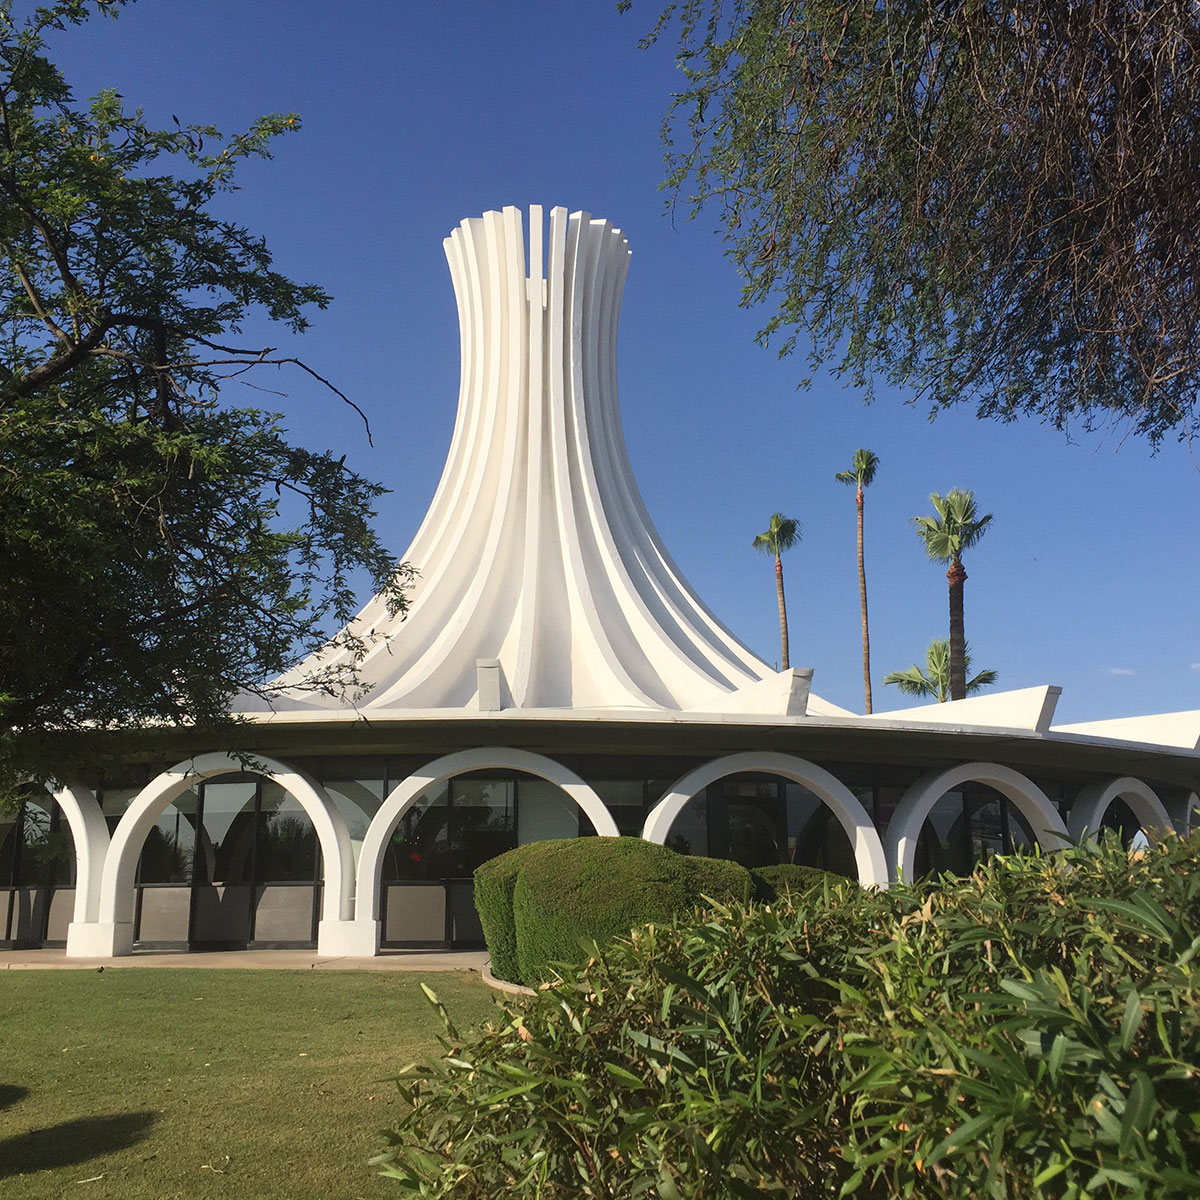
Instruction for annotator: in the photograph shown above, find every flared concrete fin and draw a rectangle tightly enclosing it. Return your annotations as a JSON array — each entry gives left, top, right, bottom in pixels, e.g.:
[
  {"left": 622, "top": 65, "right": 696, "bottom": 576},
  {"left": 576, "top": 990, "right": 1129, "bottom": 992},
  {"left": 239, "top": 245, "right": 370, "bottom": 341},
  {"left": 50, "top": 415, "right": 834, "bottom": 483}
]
[
  {"left": 867, "top": 685, "right": 1062, "bottom": 732},
  {"left": 708, "top": 668, "right": 812, "bottom": 717},
  {"left": 804, "top": 692, "right": 859, "bottom": 718},
  {"left": 252, "top": 206, "right": 856, "bottom": 718},
  {"left": 1051, "top": 710, "right": 1200, "bottom": 750}
]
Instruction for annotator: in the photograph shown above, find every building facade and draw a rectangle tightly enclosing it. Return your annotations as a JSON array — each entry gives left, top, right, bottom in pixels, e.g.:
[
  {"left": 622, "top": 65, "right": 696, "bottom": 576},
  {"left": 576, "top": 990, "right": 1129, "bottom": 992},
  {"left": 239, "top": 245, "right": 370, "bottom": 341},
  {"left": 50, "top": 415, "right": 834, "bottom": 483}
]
[{"left": 5, "top": 207, "right": 1197, "bottom": 956}]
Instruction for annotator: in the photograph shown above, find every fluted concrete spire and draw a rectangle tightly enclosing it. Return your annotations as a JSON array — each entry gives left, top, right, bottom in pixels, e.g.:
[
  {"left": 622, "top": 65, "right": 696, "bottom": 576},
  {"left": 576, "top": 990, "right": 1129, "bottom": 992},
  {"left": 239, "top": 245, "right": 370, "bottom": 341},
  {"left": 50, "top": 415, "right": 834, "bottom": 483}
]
[{"left": 264, "top": 206, "right": 822, "bottom": 715}]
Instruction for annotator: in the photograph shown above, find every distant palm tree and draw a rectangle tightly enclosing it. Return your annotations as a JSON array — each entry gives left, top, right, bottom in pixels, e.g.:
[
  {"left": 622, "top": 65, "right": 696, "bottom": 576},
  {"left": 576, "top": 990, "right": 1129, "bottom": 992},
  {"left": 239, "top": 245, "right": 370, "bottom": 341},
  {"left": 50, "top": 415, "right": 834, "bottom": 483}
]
[
  {"left": 753, "top": 513, "right": 801, "bottom": 670},
  {"left": 836, "top": 448, "right": 879, "bottom": 713},
  {"left": 913, "top": 489, "right": 993, "bottom": 701},
  {"left": 883, "top": 639, "right": 998, "bottom": 703}
]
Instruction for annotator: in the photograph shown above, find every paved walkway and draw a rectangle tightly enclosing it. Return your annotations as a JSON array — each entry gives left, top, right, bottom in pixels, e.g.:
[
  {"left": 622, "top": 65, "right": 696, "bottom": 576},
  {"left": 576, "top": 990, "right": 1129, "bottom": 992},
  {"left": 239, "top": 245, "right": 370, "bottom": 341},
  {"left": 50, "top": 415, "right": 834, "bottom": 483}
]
[{"left": 0, "top": 947, "right": 490, "bottom": 972}]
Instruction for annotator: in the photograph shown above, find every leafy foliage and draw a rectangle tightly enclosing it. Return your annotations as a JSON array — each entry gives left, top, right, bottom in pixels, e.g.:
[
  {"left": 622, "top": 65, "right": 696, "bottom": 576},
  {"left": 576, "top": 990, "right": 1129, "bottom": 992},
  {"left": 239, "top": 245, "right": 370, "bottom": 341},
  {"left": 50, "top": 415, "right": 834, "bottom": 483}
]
[
  {"left": 0, "top": 1, "right": 411, "bottom": 791},
  {"left": 476, "top": 837, "right": 750, "bottom": 986},
  {"left": 752, "top": 511, "right": 800, "bottom": 670},
  {"left": 628, "top": 1, "right": 1200, "bottom": 444},
  {"left": 382, "top": 834, "right": 1200, "bottom": 1197},
  {"left": 884, "top": 638, "right": 998, "bottom": 703},
  {"left": 473, "top": 841, "right": 557, "bottom": 986},
  {"left": 913, "top": 489, "right": 994, "bottom": 569},
  {"left": 912, "top": 488, "right": 993, "bottom": 702},
  {"left": 750, "top": 860, "right": 841, "bottom": 901}
]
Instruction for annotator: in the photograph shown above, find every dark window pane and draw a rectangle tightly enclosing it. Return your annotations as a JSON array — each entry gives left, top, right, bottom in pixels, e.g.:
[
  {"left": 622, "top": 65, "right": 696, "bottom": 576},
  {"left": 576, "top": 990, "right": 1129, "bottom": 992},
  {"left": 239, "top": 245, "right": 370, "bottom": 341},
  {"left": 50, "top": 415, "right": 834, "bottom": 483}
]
[
  {"left": 386, "top": 785, "right": 450, "bottom": 881},
  {"left": 593, "top": 779, "right": 646, "bottom": 837},
  {"left": 201, "top": 780, "right": 257, "bottom": 886},
  {"left": 137, "top": 788, "right": 199, "bottom": 885},
  {"left": 517, "top": 779, "right": 579, "bottom": 844},
  {"left": 449, "top": 779, "right": 515, "bottom": 876},
  {"left": 256, "top": 783, "right": 317, "bottom": 883}
]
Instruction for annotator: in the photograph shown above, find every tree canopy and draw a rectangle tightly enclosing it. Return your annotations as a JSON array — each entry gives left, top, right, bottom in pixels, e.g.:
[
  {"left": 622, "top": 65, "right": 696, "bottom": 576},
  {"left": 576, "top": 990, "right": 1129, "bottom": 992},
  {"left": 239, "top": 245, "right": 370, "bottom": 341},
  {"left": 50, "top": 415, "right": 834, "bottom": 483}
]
[
  {"left": 0, "top": 1, "right": 410, "bottom": 791},
  {"left": 630, "top": 1, "right": 1200, "bottom": 445}
]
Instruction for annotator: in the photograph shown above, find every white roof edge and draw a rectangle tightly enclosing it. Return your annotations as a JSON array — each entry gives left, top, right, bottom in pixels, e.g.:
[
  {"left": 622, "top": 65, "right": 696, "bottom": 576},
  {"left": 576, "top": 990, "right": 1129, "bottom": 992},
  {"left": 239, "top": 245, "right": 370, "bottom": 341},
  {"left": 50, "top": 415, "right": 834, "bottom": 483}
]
[
  {"left": 864, "top": 685, "right": 1062, "bottom": 733},
  {"left": 1051, "top": 710, "right": 1200, "bottom": 751}
]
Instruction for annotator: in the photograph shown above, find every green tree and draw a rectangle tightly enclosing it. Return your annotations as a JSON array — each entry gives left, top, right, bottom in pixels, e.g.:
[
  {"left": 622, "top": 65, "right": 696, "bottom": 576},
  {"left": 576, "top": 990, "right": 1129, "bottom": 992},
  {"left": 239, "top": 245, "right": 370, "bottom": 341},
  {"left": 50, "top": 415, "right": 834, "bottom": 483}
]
[
  {"left": 913, "top": 490, "right": 993, "bottom": 702},
  {"left": 882, "top": 638, "right": 997, "bottom": 704},
  {"left": 752, "top": 512, "right": 800, "bottom": 670},
  {"left": 0, "top": 1, "right": 410, "bottom": 793},
  {"left": 835, "top": 448, "right": 878, "bottom": 713},
  {"left": 629, "top": 1, "right": 1200, "bottom": 444}
]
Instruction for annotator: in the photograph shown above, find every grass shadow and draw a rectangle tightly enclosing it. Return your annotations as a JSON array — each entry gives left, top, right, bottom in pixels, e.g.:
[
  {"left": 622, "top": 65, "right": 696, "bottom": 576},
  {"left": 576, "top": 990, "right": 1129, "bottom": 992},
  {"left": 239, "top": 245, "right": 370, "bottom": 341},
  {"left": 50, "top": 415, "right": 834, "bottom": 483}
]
[
  {"left": 0, "top": 1084, "right": 29, "bottom": 1113},
  {"left": 0, "top": 1111, "right": 157, "bottom": 1177}
]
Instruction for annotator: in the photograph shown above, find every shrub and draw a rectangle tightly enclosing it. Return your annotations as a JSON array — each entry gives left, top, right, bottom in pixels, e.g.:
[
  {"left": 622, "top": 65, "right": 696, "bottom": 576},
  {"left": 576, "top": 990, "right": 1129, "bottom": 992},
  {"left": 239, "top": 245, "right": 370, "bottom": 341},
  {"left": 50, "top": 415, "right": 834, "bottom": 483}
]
[
  {"left": 380, "top": 833, "right": 1200, "bottom": 1198},
  {"left": 750, "top": 862, "right": 845, "bottom": 902},
  {"left": 473, "top": 841, "right": 556, "bottom": 985},
  {"left": 513, "top": 837, "right": 749, "bottom": 985}
]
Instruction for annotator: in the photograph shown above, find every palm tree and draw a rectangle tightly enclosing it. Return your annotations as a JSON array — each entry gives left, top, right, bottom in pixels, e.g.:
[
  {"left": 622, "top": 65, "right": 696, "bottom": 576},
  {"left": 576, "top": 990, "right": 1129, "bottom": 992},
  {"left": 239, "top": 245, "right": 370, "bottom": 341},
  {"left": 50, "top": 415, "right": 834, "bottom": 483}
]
[
  {"left": 883, "top": 639, "right": 998, "bottom": 703},
  {"left": 835, "top": 448, "right": 879, "bottom": 713},
  {"left": 913, "top": 489, "right": 993, "bottom": 701},
  {"left": 753, "top": 513, "right": 801, "bottom": 670}
]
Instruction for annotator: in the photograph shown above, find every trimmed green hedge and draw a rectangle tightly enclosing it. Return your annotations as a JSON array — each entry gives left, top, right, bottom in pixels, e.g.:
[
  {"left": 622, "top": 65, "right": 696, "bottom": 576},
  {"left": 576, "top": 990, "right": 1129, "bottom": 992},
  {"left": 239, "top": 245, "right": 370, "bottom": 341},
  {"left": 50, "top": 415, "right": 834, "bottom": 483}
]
[
  {"left": 476, "top": 837, "right": 751, "bottom": 986},
  {"left": 473, "top": 841, "right": 556, "bottom": 985},
  {"left": 750, "top": 862, "right": 846, "bottom": 902}
]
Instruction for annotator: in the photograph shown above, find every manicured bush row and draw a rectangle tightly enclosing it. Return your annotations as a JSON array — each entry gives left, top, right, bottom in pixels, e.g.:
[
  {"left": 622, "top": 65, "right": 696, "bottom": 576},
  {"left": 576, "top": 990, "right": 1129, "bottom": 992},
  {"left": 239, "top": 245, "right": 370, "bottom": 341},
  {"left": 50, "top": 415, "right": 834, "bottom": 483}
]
[
  {"left": 474, "top": 837, "right": 751, "bottom": 986},
  {"left": 382, "top": 834, "right": 1200, "bottom": 1198},
  {"left": 472, "top": 841, "right": 555, "bottom": 985},
  {"left": 512, "top": 837, "right": 750, "bottom": 985}
]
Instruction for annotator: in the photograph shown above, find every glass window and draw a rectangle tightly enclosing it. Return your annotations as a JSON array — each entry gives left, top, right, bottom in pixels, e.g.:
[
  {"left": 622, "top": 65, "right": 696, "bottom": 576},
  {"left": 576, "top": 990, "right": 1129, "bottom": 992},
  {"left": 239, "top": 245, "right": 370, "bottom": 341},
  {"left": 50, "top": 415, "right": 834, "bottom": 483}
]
[
  {"left": 199, "top": 779, "right": 258, "bottom": 886},
  {"left": 324, "top": 776, "right": 384, "bottom": 869},
  {"left": 593, "top": 779, "right": 646, "bottom": 837},
  {"left": 517, "top": 779, "right": 579, "bottom": 844},
  {"left": 11, "top": 796, "right": 74, "bottom": 886},
  {"left": 0, "top": 803, "right": 19, "bottom": 886},
  {"left": 386, "top": 784, "right": 450, "bottom": 882},
  {"left": 666, "top": 790, "right": 707, "bottom": 857},
  {"left": 787, "top": 784, "right": 855, "bottom": 877},
  {"left": 137, "top": 788, "right": 199, "bottom": 885},
  {"left": 256, "top": 781, "right": 317, "bottom": 883},
  {"left": 450, "top": 779, "right": 515, "bottom": 876}
]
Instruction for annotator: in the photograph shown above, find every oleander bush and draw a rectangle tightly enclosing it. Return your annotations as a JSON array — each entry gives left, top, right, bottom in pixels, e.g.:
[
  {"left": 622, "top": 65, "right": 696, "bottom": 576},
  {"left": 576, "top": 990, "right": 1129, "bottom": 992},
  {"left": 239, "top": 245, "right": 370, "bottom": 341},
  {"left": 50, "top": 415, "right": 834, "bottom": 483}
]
[
  {"left": 477, "top": 836, "right": 750, "bottom": 986},
  {"left": 382, "top": 833, "right": 1200, "bottom": 1198}
]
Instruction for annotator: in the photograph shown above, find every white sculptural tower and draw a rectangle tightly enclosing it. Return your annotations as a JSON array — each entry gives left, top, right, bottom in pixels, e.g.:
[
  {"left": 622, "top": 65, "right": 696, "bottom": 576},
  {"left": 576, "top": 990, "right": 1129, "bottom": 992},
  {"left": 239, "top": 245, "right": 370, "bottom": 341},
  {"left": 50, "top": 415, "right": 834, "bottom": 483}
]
[{"left": 262, "top": 205, "right": 832, "bottom": 718}]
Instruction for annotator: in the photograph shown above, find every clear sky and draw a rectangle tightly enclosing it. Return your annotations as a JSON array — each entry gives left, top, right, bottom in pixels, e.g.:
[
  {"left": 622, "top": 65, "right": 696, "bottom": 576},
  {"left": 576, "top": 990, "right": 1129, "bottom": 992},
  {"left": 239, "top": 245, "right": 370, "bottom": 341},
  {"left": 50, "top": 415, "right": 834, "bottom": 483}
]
[{"left": 43, "top": 0, "right": 1200, "bottom": 723}]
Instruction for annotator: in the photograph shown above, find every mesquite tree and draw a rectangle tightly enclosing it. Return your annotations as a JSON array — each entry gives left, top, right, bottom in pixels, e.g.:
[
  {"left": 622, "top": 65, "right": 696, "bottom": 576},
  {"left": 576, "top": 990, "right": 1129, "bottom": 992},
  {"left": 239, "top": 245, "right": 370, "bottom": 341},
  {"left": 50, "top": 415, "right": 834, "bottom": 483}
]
[
  {"left": 0, "top": 1, "right": 410, "bottom": 792},
  {"left": 628, "top": 0, "right": 1200, "bottom": 445}
]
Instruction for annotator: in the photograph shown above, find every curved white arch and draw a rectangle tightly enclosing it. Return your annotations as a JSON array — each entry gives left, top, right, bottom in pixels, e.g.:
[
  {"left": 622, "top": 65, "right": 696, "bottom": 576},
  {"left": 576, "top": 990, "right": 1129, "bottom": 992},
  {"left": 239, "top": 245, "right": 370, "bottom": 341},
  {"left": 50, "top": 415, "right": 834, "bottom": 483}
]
[
  {"left": 887, "top": 762, "right": 1070, "bottom": 883},
  {"left": 81, "top": 753, "right": 353, "bottom": 957},
  {"left": 641, "top": 752, "right": 889, "bottom": 888},
  {"left": 1068, "top": 777, "right": 1174, "bottom": 844},
  {"left": 48, "top": 781, "right": 109, "bottom": 926},
  {"left": 346, "top": 748, "right": 618, "bottom": 955}
]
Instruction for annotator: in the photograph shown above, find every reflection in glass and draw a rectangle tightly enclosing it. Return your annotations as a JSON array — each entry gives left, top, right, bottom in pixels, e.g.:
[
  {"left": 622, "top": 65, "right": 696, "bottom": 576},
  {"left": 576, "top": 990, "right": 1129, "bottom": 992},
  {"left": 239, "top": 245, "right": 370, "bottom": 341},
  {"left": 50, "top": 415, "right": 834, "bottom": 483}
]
[
  {"left": 449, "top": 779, "right": 515, "bottom": 876},
  {"left": 517, "top": 780, "right": 579, "bottom": 843},
  {"left": 388, "top": 784, "right": 449, "bottom": 881},
  {"left": 787, "top": 784, "right": 855, "bottom": 877},
  {"left": 257, "top": 782, "right": 317, "bottom": 883},
  {"left": 138, "top": 788, "right": 199, "bottom": 885},
  {"left": 198, "top": 780, "right": 257, "bottom": 886}
]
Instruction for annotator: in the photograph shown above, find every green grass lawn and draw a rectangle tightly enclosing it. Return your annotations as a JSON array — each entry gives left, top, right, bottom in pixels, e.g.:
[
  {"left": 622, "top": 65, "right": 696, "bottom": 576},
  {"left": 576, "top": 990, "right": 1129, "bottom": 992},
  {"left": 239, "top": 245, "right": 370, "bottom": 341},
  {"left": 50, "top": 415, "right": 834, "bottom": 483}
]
[{"left": 0, "top": 969, "right": 498, "bottom": 1200}]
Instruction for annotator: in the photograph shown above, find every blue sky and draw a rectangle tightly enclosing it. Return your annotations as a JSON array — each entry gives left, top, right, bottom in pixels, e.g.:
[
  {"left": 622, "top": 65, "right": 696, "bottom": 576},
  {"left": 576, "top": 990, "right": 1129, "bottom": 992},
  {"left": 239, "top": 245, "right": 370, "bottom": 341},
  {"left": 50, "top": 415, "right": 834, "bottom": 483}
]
[{"left": 46, "top": 1, "right": 1200, "bottom": 722}]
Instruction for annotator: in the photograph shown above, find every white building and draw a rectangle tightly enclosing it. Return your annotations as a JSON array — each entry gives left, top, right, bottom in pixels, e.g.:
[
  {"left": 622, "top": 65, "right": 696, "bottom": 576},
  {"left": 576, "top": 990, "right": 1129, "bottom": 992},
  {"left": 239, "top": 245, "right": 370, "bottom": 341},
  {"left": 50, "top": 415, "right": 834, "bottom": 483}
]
[{"left": 4, "top": 207, "right": 1197, "bottom": 957}]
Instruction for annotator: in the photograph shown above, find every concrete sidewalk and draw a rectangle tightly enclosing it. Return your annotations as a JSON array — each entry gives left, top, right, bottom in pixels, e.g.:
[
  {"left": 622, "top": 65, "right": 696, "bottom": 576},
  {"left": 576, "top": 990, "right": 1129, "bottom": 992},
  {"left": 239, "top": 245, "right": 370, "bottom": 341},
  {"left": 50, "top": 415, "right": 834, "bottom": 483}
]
[{"left": 0, "top": 947, "right": 490, "bottom": 972}]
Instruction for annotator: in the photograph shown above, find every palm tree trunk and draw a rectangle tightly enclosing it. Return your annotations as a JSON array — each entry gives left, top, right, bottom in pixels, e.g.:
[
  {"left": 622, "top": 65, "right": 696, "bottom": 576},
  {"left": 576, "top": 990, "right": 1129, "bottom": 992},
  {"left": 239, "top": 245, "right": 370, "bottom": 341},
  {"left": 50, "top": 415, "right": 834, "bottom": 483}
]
[
  {"left": 775, "top": 553, "right": 790, "bottom": 670},
  {"left": 856, "top": 485, "right": 871, "bottom": 713},
  {"left": 947, "top": 560, "right": 967, "bottom": 701}
]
